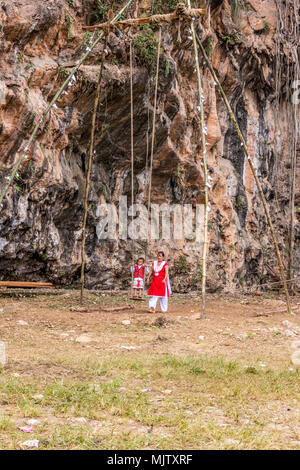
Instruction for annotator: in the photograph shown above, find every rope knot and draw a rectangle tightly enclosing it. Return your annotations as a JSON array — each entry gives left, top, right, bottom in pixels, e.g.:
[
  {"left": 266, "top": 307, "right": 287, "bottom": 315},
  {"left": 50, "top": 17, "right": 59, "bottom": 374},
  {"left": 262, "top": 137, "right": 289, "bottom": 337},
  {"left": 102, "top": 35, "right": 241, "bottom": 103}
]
[
  {"left": 176, "top": 3, "right": 188, "bottom": 17},
  {"left": 176, "top": 2, "right": 203, "bottom": 20}
]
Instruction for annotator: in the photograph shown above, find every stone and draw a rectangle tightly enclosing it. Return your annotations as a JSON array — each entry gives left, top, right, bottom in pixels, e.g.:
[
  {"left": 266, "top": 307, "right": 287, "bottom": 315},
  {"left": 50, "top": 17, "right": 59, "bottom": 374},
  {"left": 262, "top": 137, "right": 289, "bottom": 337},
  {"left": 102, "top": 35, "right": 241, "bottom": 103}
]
[
  {"left": 285, "top": 330, "right": 297, "bottom": 338},
  {"left": 0, "top": 341, "right": 6, "bottom": 367},
  {"left": 235, "top": 333, "right": 248, "bottom": 341},
  {"left": 75, "top": 335, "right": 93, "bottom": 343},
  {"left": 191, "top": 314, "right": 201, "bottom": 320},
  {"left": 26, "top": 419, "right": 41, "bottom": 426},
  {"left": 291, "top": 340, "right": 300, "bottom": 350},
  {"left": 291, "top": 350, "right": 300, "bottom": 366},
  {"left": 121, "top": 320, "right": 131, "bottom": 326},
  {"left": 224, "top": 438, "right": 240, "bottom": 446},
  {"left": 17, "top": 320, "right": 28, "bottom": 326},
  {"left": 71, "top": 417, "right": 87, "bottom": 424},
  {"left": 32, "top": 394, "right": 44, "bottom": 400},
  {"left": 282, "top": 320, "right": 295, "bottom": 328},
  {"left": 248, "top": 12, "right": 265, "bottom": 32},
  {"left": 20, "top": 439, "right": 39, "bottom": 449}
]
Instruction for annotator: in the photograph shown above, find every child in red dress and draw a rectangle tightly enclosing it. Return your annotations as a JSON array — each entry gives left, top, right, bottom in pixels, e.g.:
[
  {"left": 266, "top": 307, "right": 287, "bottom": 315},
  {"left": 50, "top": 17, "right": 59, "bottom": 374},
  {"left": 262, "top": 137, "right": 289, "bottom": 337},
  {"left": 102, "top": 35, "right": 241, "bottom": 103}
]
[
  {"left": 146, "top": 251, "right": 172, "bottom": 313},
  {"left": 130, "top": 257, "right": 149, "bottom": 298}
]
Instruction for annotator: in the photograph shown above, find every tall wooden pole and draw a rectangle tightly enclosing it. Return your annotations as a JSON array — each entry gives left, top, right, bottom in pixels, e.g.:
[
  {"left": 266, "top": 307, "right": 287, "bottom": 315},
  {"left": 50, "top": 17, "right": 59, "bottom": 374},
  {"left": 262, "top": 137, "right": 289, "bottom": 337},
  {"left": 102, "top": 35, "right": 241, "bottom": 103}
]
[
  {"left": 288, "top": 46, "right": 299, "bottom": 294},
  {"left": 130, "top": 34, "right": 135, "bottom": 297},
  {"left": 80, "top": 42, "right": 106, "bottom": 304},
  {"left": 187, "top": 0, "right": 208, "bottom": 319},
  {"left": 147, "top": 27, "right": 162, "bottom": 233}
]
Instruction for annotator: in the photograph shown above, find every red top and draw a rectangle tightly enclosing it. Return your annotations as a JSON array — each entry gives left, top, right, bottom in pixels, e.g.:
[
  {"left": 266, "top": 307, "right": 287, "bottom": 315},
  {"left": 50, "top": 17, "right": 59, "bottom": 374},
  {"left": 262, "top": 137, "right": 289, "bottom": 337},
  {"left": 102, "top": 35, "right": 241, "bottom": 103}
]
[
  {"left": 133, "top": 265, "right": 146, "bottom": 279},
  {"left": 147, "top": 262, "right": 171, "bottom": 297}
]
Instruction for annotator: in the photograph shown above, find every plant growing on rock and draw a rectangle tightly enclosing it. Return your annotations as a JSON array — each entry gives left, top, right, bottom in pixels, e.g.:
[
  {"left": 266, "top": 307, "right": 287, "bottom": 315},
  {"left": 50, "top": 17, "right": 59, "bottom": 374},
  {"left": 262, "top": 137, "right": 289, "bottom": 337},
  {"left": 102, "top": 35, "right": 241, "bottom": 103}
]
[
  {"left": 133, "top": 25, "right": 158, "bottom": 71},
  {"left": 263, "top": 20, "right": 270, "bottom": 33},
  {"left": 83, "top": 31, "right": 93, "bottom": 45},
  {"left": 153, "top": 0, "right": 180, "bottom": 14},
  {"left": 203, "top": 36, "right": 213, "bottom": 59},
  {"left": 65, "top": 14, "right": 75, "bottom": 38},
  {"left": 174, "top": 255, "right": 189, "bottom": 274}
]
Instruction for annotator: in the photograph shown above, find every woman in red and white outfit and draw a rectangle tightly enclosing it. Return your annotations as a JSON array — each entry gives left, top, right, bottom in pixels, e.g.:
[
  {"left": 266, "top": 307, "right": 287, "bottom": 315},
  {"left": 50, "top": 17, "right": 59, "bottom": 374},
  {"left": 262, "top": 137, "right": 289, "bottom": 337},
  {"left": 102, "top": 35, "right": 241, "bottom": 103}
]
[{"left": 147, "top": 251, "right": 172, "bottom": 313}]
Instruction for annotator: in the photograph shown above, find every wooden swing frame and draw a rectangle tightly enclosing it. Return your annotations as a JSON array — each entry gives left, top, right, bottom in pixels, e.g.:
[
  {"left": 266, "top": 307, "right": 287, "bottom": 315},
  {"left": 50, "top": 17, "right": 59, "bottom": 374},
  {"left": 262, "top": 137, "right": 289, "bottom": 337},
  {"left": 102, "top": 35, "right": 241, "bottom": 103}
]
[{"left": 74, "top": 1, "right": 293, "bottom": 314}]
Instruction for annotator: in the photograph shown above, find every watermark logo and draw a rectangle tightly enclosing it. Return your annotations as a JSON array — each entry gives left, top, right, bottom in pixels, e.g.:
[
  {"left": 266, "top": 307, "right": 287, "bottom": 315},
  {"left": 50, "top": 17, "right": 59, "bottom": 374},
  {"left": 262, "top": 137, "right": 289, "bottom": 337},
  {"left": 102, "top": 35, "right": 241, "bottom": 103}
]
[
  {"left": 95, "top": 196, "right": 205, "bottom": 250},
  {"left": 291, "top": 80, "right": 300, "bottom": 105},
  {"left": 0, "top": 82, "right": 6, "bottom": 105}
]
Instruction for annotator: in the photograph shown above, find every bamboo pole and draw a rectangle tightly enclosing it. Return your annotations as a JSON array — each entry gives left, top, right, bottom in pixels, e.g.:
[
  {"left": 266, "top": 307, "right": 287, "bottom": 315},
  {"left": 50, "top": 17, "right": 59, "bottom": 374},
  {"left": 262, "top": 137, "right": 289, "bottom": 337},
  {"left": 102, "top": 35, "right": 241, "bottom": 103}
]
[
  {"left": 288, "top": 108, "right": 297, "bottom": 294},
  {"left": 187, "top": 1, "right": 208, "bottom": 319},
  {"left": 82, "top": 7, "right": 206, "bottom": 31},
  {"left": 80, "top": 38, "right": 107, "bottom": 304},
  {"left": 147, "top": 27, "right": 162, "bottom": 242},
  {"left": 130, "top": 34, "right": 135, "bottom": 298},
  {"left": 288, "top": 49, "right": 298, "bottom": 294},
  {"left": 194, "top": 33, "right": 292, "bottom": 314},
  {"left": 0, "top": 0, "right": 134, "bottom": 207}
]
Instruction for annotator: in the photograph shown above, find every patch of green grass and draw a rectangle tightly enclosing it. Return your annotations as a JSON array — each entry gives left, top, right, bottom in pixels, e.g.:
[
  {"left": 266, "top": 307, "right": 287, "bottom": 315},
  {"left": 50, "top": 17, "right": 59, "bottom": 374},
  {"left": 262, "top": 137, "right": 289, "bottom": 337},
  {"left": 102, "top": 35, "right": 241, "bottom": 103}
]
[
  {"left": 204, "top": 36, "right": 213, "bottom": 59},
  {"left": 133, "top": 25, "right": 158, "bottom": 71},
  {"left": 228, "top": 0, "right": 244, "bottom": 23},
  {"left": 245, "top": 366, "right": 259, "bottom": 374},
  {"left": 83, "top": 31, "right": 93, "bottom": 45},
  {"left": 57, "top": 66, "right": 69, "bottom": 80},
  {"left": 263, "top": 20, "right": 270, "bottom": 33},
  {"left": 65, "top": 14, "right": 75, "bottom": 39},
  {"left": 0, "top": 348, "right": 299, "bottom": 449},
  {"left": 153, "top": 0, "right": 179, "bottom": 14},
  {"left": 0, "top": 416, "right": 15, "bottom": 432},
  {"left": 174, "top": 255, "right": 189, "bottom": 275},
  {"left": 165, "top": 58, "right": 170, "bottom": 77},
  {"left": 42, "top": 424, "right": 98, "bottom": 449}
]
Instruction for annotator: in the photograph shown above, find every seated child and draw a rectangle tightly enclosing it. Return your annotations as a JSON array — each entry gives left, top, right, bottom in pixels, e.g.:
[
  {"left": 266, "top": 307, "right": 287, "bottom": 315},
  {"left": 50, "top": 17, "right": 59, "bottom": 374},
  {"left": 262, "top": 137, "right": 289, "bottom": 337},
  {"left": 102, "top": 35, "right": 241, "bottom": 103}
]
[{"left": 130, "top": 257, "right": 149, "bottom": 298}]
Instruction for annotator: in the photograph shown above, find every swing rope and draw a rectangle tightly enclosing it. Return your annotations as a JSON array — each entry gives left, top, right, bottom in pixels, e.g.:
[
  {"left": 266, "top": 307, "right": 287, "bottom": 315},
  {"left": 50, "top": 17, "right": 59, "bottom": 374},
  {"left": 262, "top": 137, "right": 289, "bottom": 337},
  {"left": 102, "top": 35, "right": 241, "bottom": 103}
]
[
  {"left": 187, "top": 0, "right": 208, "bottom": 320},
  {"left": 142, "top": 26, "right": 162, "bottom": 298},
  {"left": 130, "top": 31, "right": 135, "bottom": 298},
  {"left": 145, "top": 82, "right": 151, "bottom": 175},
  {"left": 194, "top": 32, "right": 292, "bottom": 315},
  {"left": 80, "top": 36, "right": 107, "bottom": 304},
  {"left": 147, "top": 27, "right": 162, "bottom": 230}
]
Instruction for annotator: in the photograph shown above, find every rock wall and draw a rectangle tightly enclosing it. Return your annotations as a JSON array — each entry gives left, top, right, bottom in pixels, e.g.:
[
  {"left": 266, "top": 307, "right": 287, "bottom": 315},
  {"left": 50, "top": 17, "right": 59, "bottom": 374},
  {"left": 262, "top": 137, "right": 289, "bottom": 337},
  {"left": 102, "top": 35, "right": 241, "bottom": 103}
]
[{"left": 0, "top": 0, "right": 299, "bottom": 291}]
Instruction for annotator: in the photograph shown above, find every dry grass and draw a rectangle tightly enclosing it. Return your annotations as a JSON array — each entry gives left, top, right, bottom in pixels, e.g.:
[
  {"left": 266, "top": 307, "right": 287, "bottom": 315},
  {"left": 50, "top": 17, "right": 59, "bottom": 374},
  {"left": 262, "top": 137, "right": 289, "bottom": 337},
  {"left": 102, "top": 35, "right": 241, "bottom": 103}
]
[{"left": 0, "top": 292, "right": 299, "bottom": 449}]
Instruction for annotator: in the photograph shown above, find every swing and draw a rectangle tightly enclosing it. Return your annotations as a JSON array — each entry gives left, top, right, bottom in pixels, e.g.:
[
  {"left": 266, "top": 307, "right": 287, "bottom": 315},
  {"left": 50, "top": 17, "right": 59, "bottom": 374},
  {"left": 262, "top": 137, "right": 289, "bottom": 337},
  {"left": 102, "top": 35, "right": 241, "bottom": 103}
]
[
  {"left": 128, "top": 22, "right": 146, "bottom": 302},
  {"left": 128, "top": 19, "right": 162, "bottom": 303}
]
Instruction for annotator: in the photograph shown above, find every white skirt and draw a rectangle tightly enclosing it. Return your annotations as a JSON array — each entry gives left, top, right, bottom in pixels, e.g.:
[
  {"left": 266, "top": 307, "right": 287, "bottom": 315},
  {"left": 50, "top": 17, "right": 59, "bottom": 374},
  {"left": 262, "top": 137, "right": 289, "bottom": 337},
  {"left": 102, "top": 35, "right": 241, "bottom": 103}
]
[{"left": 133, "top": 277, "right": 144, "bottom": 289}]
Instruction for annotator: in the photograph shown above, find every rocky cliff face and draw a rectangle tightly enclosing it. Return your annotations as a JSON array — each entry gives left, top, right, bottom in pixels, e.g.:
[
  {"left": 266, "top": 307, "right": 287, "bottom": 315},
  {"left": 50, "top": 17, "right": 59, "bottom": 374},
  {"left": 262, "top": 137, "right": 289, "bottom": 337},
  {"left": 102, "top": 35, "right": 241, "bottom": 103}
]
[{"left": 0, "top": 0, "right": 299, "bottom": 291}]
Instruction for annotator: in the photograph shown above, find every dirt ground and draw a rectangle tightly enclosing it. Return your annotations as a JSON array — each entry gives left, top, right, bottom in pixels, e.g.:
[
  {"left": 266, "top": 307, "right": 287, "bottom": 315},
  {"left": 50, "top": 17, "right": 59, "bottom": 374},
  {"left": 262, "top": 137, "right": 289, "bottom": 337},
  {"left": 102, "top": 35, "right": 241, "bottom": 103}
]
[{"left": 0, "top": 291, "right": 299, "bottom": 450}]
